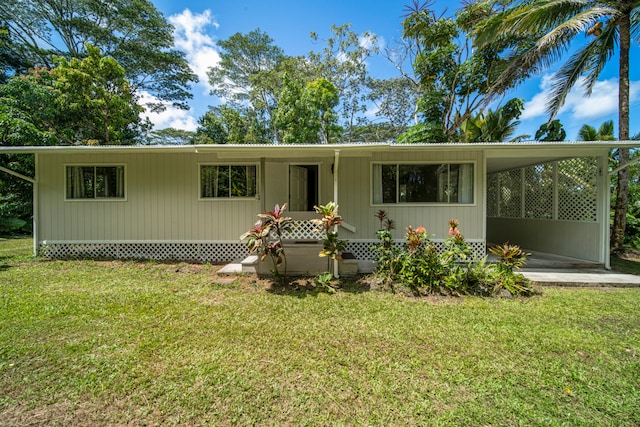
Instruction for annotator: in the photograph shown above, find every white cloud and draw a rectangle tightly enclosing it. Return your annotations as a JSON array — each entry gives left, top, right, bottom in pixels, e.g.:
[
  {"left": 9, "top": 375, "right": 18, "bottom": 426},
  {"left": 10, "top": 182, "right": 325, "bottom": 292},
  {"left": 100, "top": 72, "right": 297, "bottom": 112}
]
[
  {"left": 522, "top": 74, "right": 640, "bottom": 122},
  {"left": 359, "top": 33, "right": 380, "bottom": 51},
  {"left": 139, "top": 91, "right": 198, "bottom": 131},
  {"left": 169, "top": 9, "right": 221, "bottom": 94}
]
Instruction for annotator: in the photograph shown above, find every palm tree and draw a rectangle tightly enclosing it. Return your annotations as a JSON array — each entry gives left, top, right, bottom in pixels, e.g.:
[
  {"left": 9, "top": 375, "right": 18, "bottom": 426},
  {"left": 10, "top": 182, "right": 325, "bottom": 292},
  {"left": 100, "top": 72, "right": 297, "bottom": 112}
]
[
  {"left": 473, "top": 0, "right": 639, "bottom": 250},
  {"left": 460, "top": 98, "right": 530, "bottom": 142},
  {"left": 578, "top": 120, "right": 615, "bottom": 141}
]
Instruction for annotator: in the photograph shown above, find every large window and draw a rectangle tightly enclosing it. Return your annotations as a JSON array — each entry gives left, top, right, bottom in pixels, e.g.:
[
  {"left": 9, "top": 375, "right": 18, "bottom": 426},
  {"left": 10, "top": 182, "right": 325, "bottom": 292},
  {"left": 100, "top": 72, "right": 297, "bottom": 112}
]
[
  {"left": 66, "top": 166, "right": 125, "bottom": 199},
  {"left": 200, "top": 165, "right": 257, "bottom": 198},
  {"left": 373, "top": 163, "right": 474, "bottom": 204}
]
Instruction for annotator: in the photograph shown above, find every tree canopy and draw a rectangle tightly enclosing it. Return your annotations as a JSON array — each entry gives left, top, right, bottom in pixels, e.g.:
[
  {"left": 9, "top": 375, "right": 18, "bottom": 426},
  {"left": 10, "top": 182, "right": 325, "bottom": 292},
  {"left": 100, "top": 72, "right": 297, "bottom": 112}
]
[
  {"left": 0, "top": 44, "right": 146, "bottom": 146},
  {"left": 0, "top": 0, "right": 197, "bottom": 109}
]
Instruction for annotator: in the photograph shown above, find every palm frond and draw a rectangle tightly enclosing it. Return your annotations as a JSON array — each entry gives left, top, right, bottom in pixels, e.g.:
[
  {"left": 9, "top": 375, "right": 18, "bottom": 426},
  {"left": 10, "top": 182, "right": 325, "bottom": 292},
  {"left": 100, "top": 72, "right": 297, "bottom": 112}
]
[
  {"left": 545, "top": 24, "right": 615, "bottom": 118},
  {"left": 536, "top": 6, "right": 618, "bottom": 48},
  {"left": 581, "top": 23, "right": 617, "bottom": 94},
  {"left": 578, "top": 124, "right": 597, "bottom": 141},
  {"left": 631, "top": 4, "right": 640, "bottom": 43},
  {"left": 477, "top": 0, "right": 592, "bottom": 43}
]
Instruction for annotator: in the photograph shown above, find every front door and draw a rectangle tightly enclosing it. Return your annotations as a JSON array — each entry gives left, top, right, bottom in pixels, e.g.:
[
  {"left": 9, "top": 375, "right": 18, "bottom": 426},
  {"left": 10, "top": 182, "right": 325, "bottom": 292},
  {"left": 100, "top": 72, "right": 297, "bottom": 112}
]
[{"left": 288, "top": 164, "right": 319, "bottom": 211}]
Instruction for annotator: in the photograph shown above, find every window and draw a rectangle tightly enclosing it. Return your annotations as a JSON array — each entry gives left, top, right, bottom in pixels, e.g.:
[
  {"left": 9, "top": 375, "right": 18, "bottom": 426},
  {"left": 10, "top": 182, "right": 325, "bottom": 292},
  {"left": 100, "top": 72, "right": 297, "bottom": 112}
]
[
  {"left": 66, "top": 166, "right": 125, "bottom": 199},
  {"left": 373, "top": 163, "right": 474, "bottom": 204},
  {"left": 201, "top": 165, "right": 257, "bottom": 198}
]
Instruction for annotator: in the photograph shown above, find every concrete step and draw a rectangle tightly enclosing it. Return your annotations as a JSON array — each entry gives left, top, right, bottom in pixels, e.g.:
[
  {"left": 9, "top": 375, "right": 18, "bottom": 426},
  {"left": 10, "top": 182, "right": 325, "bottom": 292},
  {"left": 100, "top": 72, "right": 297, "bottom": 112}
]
[{"left": 241, "top": 255, "right": 258, "bottom": 274}]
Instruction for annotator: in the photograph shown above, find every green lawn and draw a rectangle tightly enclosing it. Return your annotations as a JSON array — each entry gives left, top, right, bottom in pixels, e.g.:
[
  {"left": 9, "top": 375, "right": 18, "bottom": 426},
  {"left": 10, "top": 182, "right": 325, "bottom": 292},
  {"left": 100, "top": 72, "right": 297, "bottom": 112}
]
[{"left": 1, "top": 237, "right": 639, "bottom": 426}]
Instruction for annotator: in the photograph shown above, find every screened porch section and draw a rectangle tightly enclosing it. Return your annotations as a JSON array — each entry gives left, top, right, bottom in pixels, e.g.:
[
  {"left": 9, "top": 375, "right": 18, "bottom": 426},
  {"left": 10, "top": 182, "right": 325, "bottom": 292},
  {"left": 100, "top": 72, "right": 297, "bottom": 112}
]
[{"left": 486, "top": 156, "right": 608, "bottom": 263}]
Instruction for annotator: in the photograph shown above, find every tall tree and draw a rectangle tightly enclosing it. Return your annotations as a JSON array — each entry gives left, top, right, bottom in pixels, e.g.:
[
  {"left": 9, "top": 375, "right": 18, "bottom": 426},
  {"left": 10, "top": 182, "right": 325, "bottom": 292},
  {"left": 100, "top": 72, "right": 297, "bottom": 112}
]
[
  {"left": 196, "top": 105, "right": 269, "bottom": 145},
  {"left": 207, "top": 29, "right": 285, "bottom": 122},
  {"left": 272, "top": 73, "right": 318, "bottom": 144},
  {"left": 0, "top": 44, "right": 145, "bottom": 145},
  {"left": 0, "top": 0, "right": 196, "bottom": 109},
  {"left": 472, "top": 0, "right": 640, "bottom": 250},
  {"left": 309, "top": 24, "right": 379, "bottom": 139},
  {"left": 366, "top": 77, "right": 419, "bottom": 135},
  {"left": 396, "top": 1, "right": 534, "bottom": 143}
]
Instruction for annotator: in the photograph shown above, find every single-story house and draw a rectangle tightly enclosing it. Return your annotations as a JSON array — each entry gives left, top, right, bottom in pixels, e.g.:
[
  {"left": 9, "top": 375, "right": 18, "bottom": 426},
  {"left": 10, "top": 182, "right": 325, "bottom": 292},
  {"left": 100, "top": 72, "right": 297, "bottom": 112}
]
[{"left": 1, "top": 141, "right": 636, "bottom": 273}]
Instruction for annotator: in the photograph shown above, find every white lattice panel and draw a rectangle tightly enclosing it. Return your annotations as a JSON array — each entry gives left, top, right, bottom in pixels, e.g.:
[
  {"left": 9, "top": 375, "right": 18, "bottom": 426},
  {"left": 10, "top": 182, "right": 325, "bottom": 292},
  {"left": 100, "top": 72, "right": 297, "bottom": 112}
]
[
  {"left": 524, "top": 164, "right": 553, "bottom": 219},
  {"left": 488, "top": 157, "right": 598, "bottom": 224},
  {"left": 273, "top": 220, "right": 325, "bottom": 240},
  {"left": 498, "top": 169, "right": 522, "bottom": 218},
  {"left": 557, "top": 157, "right": 597, "bottom": 222},
  {"left": 40, "top": 240, "right": 487, "bottom": 265},
  {"left": 41, "top": 242, "right": 248, "bottom": 263},
  {"left": 346, "top": 240, "right": 486, "bottom": 260}
]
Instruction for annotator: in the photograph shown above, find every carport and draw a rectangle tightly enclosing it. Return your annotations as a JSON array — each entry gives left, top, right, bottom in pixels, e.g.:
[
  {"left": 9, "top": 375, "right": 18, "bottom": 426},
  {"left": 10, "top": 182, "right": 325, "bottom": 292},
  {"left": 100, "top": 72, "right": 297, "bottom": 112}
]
[{"left": 484, "top": 141, "right": 638, "bottom": 269}]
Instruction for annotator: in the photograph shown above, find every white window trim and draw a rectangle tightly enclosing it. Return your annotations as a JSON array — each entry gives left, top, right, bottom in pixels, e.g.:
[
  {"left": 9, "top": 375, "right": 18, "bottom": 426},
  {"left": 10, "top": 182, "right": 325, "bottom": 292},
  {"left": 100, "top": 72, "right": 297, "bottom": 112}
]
[
  {"left": 370, "top": 160, "right": 477, "bottom": 206},
  {"left": 198, "top": 162, "right": 260, "bottom": 201},
  {"left": 64, "top": 163, "right": 127, "bottom": 202}
]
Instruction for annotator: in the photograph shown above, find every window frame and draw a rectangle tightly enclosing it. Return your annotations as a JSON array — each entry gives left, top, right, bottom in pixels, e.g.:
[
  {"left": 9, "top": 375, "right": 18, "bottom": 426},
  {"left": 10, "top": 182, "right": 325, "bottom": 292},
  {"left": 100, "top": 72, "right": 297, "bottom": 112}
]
[
  {"left": 64, "top": 164, "right": 127, "bottom": 201},
  {"left": 370, "top": 161, "right": 476, "bottom": 206},
  {"left": 198, "top": 163, "right": 259, "bottom": 201}
]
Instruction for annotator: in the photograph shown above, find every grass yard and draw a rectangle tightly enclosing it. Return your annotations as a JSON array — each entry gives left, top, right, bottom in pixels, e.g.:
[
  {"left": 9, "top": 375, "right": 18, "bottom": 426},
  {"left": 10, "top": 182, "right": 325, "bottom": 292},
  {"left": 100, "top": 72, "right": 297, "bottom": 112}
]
[{"left": 1, "top": 237, "right": 639, "bottom": 426}]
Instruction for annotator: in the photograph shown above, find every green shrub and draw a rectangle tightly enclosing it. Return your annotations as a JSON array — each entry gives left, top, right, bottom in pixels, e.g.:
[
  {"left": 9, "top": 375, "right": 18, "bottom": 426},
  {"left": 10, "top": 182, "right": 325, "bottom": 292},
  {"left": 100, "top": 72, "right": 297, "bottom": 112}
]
[{"left": 372, "top": 215, "right": 535, "bottom": 297}]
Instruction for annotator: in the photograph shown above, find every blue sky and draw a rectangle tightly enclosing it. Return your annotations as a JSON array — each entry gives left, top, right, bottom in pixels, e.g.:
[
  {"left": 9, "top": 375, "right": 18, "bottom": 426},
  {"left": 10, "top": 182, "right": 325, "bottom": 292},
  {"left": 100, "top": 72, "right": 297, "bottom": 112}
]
[{"left": 145, "top": 0, "right": 640, "bottom": 141}]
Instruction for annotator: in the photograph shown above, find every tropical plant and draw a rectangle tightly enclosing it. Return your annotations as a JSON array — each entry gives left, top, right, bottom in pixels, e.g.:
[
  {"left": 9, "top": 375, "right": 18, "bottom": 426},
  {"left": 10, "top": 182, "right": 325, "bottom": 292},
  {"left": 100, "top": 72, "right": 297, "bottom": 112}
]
[
  {"left": 489, "top": 242, "right": 530, "bottom": 274},
  {"left": 372, "top": 216, "right": 534, "bottom": 297},
  {"left": 460, "top": 98, "right": 529, "bottom": 142},
  {"left": 240, "top": 203, "right": 293, "bottom": 277},
  {"left": 472, "top": 0, "right": 640, "bottom": 250},
  {"left": 578, "top": 119, "right": 615, "bottom": 141},
  {"left": 535, "top": 119, "right": 566, "bottom": 141},
  {"left": 395, "top": 1, "right": 533, "bottom": 143},
  {"left": 313, "top": 202, "right": 347, "bottom": 275}
]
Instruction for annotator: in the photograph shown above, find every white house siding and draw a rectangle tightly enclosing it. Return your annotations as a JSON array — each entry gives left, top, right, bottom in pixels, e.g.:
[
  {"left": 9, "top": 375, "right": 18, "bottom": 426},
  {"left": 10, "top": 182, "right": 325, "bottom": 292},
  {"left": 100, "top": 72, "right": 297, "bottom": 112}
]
[
  {"left": 337, "top": 150, "right": 485, "bottom": 243},
  {"left": 37, "top": 152, "right": 259, "bottom": 244}
]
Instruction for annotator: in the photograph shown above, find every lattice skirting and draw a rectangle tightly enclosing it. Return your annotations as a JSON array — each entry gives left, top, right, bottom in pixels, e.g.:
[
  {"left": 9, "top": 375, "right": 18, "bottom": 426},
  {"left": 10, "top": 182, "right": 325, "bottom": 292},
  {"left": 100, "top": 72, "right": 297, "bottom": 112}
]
[
  {"left": 39, "top": 240, "right": 487, "bottom": 263},
  {"left": 40, "top": 242, "right": 249, "bottom": 263},
  {"left": 346, "top": 240, "right": 487, "bottom": 260}
]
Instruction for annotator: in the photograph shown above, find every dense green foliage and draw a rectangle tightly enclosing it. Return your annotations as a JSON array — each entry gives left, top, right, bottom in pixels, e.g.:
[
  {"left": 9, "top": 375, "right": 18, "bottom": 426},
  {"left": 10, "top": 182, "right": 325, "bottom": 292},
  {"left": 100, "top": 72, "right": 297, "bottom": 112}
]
[
  {"left": 204, "top": 25, "right": 394, "bottom": 144},
  {"left": 0, "top": 0, "right": 196, "bottom": 109},
  {"left": 372, "top": 212, "right": 534, "bottom": 296},
  {"left": 396, "top": 2, "right": 535, "bottom": 143},
  {"left": 0, "top": 44, "right": 145, "bottom": 146}
]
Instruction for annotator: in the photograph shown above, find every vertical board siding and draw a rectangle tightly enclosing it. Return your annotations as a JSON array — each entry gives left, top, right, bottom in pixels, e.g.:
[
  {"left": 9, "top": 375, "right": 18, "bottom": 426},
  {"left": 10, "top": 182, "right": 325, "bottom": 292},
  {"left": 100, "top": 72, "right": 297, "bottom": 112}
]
[
  {"left": 38, "top": 152, "right": 257, "bottom": 242},
  {"left": 37, "top": 149, "right": 485, "bottom": 245},
  {"left": 339, "top": 150, "right": 485, "bottom": 241}
]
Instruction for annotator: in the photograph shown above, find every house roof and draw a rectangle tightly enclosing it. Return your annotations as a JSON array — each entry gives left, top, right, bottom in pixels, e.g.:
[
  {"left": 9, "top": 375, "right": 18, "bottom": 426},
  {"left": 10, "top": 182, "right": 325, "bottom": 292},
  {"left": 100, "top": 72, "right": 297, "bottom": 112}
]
[{"left": 1, "top": 141, "right": 637, "bottom": 173}]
